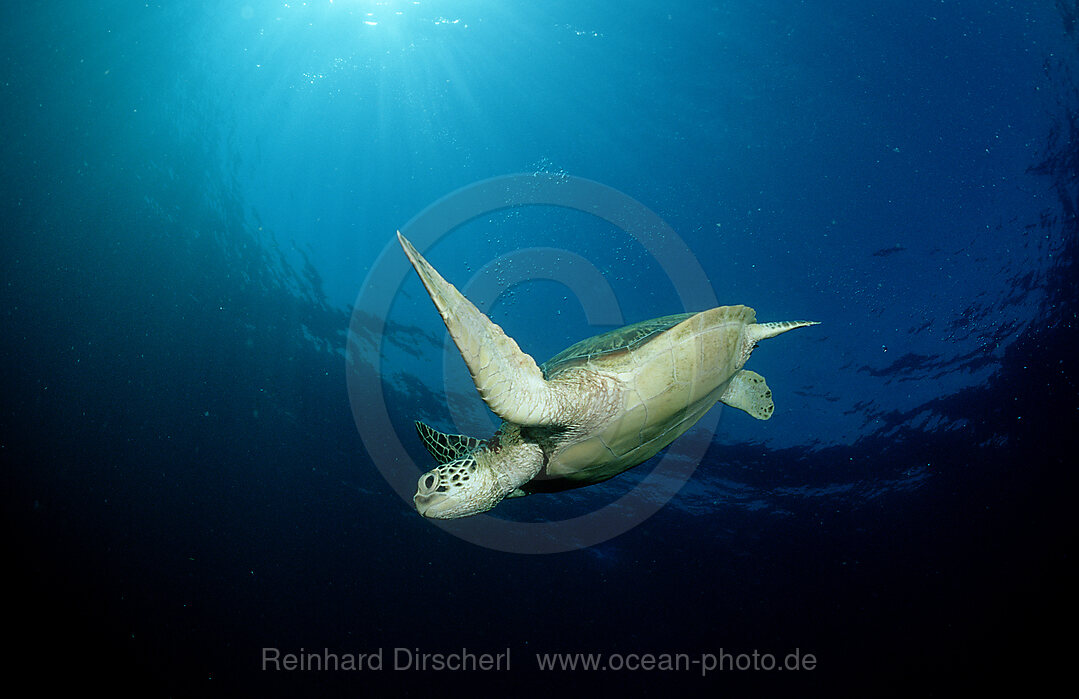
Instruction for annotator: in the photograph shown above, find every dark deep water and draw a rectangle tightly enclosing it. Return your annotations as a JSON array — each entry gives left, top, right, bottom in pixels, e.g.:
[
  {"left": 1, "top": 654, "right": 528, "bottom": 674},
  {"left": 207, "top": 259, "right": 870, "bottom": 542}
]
[{"left": 3, "top": 0, "right": 1077, "bottom": 695}]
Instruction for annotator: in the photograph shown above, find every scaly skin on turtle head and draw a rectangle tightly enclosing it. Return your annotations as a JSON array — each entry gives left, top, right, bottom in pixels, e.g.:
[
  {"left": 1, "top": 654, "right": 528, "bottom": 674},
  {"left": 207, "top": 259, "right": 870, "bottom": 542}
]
[{"left": 413, "top": 430, "right": 544, "bottom": 519}]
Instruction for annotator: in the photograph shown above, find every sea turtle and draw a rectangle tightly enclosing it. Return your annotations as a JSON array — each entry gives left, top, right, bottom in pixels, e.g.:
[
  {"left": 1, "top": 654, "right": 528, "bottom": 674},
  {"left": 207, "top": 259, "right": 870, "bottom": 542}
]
[{"left": 397, "top": 232, "right": 818, "bottom": 519}]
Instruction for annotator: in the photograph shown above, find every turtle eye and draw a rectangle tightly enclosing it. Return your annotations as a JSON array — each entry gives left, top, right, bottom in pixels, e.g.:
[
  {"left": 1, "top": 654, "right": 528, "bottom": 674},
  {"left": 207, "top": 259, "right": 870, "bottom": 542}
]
[{"left": 423, "top": 474, "right": 437, "bottom": 490}]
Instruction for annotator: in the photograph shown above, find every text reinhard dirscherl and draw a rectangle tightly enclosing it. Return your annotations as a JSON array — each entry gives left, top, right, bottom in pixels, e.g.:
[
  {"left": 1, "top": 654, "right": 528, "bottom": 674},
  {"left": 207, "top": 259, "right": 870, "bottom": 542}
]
[
  {"left": 261, "top": 648, "right": 818, "bottom": 675},
  {"left": 262, "top": 647, "right": 511, "bottom": 672}
]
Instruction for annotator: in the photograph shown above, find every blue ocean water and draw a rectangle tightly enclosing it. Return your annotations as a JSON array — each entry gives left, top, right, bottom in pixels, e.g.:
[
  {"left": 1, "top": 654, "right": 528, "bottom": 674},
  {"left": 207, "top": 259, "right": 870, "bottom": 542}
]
[{"left": 2, "top": 0, "right": 1076, "bottom": 694}]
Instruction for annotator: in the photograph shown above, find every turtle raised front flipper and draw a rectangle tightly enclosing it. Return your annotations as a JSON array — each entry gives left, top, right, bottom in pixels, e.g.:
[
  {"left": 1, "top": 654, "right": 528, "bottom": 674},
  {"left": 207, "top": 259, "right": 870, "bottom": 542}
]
[{"left": 398, "top": 232, "right": 569, "bottom": 427}]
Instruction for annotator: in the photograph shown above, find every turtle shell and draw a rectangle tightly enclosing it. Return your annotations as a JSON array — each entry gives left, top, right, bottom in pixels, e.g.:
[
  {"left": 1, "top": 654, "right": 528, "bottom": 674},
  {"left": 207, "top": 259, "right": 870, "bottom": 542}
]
[
  {"left": 540, "top": 312, "right": 695, "bottom": 379},
  {"left": 535, "top": 306, "right": 757, "bottom": 487}
]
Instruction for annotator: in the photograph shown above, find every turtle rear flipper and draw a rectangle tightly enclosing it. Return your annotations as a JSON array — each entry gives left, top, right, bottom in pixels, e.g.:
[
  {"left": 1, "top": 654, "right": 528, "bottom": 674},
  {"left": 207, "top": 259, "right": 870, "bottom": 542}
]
[{"left": 720, "top": 370, "right": 775, "bottom": 420}]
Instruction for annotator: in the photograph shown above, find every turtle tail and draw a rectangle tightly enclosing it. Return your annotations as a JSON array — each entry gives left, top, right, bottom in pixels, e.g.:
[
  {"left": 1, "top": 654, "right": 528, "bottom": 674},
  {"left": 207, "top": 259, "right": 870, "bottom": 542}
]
[
  {"left": 742, "top": 320, "right": 819, "bottom": 364},
  {"left": 747, "top": 320, "right": 820, "bottom": 343}
]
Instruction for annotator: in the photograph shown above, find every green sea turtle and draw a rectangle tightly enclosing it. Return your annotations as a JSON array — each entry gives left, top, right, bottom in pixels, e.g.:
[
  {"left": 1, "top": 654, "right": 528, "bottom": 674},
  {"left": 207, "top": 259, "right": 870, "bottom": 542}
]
[{"left": 397, "top": 232, "right": 818, "bottom": 519}]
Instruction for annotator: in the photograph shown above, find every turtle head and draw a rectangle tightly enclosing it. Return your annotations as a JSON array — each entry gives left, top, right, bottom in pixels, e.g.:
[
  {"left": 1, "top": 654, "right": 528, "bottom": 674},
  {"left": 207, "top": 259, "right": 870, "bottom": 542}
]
[
  {"left": 413, "top": 430, "right": 544, "bottom": 519},
  {"left": 413, "top": 452, "right": 505, "bottom": 519}
]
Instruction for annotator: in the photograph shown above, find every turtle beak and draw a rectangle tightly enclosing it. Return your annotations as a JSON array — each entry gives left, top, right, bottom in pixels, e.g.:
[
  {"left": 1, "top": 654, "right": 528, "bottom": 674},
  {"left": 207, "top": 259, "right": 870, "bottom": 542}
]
[
  {"left": 414, "top": 493, "right": 456, "bottom": 519},
  {"left": 414, "top": 494, "right": 434, "bottom": 517},
  {"left": 414, "top": 490, "right": 438, "bottom": 518}
]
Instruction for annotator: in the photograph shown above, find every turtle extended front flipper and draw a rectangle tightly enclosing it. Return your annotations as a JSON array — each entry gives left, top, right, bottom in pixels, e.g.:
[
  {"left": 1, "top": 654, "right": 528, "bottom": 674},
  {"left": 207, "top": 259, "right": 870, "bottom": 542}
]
[
  {"left": 397, "top": 232, "right": 567, "bottom": 426},
  {"left": 720, "top": 370, "right": 775, "bottom": 420},
  {"left": 414, "top": 421, "right": 484, "bottom": 464}
]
